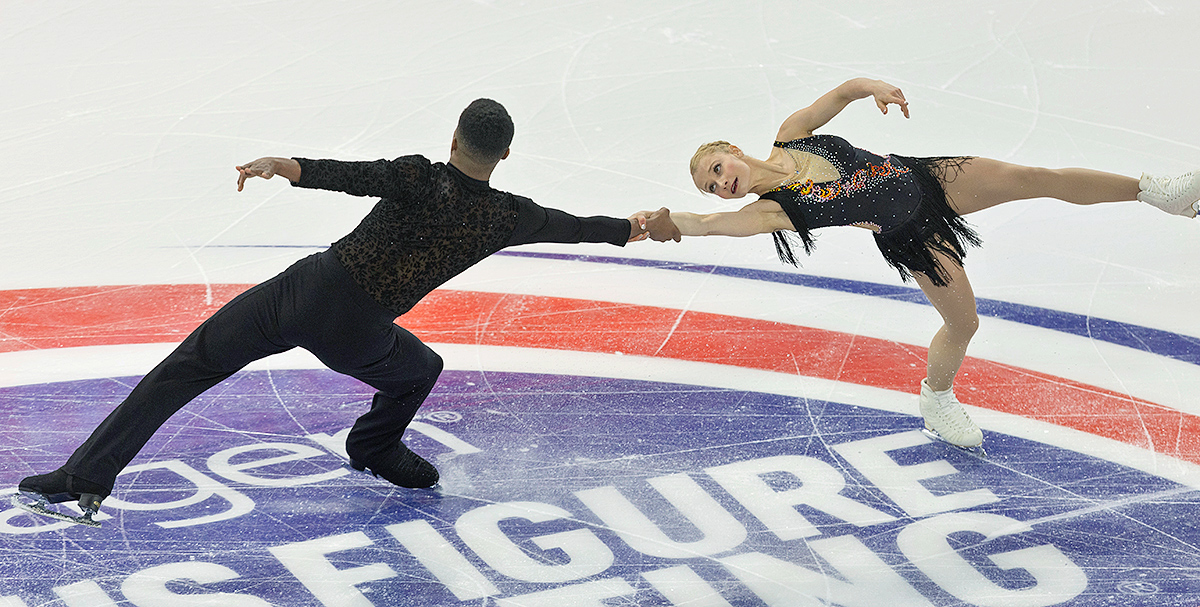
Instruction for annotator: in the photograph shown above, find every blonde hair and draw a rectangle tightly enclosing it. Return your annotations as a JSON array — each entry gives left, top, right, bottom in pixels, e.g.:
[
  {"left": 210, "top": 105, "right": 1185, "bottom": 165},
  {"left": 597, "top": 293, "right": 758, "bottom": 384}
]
[{"left": 689, "top": 140, "right": 734, "bottom": 178}]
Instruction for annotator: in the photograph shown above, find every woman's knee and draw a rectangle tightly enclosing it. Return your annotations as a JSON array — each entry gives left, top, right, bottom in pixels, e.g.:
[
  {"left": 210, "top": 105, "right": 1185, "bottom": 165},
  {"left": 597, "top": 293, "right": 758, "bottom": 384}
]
[
  {"left": 921, "top": 281, "right": 979, "bottom": 338},
  {"left": 949, "top": 311, "right": 980, "bottom": 338},
  {"left": 931, "top": 293, "right": 979, "bottom": 339}
]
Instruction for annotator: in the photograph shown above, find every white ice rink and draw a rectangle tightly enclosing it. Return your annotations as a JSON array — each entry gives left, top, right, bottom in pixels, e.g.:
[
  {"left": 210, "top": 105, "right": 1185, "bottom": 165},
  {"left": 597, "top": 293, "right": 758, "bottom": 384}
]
[{"left": 2, "top": 2, "right": 1199, "bottom": 606}]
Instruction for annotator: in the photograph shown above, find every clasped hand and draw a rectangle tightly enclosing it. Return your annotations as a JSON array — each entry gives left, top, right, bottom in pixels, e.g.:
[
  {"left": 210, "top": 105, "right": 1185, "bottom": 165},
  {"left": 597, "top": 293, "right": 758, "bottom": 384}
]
[{"left": 628, "top": 207, "right": 682, "bottom": 243}]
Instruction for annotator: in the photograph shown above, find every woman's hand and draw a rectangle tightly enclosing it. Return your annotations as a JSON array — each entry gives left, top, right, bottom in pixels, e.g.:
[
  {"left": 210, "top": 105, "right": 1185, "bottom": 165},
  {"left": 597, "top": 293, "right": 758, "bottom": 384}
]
[{"left": 871, "top": 80, "right": 909, "bottom": 118}]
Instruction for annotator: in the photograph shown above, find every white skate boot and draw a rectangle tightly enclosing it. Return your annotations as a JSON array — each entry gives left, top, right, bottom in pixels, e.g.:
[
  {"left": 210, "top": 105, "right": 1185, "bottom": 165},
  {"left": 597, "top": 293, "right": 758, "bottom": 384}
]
[
  {"left": 919, "top": 379, "right": 985, "bottom": 453},
  {"left": 1138, "top": 170, "right": 1200, "bottom": 218}
]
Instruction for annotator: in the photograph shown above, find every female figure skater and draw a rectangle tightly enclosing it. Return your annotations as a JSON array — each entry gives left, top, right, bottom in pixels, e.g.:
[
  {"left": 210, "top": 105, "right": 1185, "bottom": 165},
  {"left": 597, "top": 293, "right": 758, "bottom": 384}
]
[{"left": 664, "top": 77, "right": 1199, "bottom": 451}]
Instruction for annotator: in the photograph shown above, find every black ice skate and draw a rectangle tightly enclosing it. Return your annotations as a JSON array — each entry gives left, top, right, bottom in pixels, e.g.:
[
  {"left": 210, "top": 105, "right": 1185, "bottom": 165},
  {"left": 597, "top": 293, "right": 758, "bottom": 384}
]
[
  {"left": 13, "top": 469, "right": 109, "bottom": 528},
  {"left": 349, "top": 442, "right": 439, "bottom": 489}
]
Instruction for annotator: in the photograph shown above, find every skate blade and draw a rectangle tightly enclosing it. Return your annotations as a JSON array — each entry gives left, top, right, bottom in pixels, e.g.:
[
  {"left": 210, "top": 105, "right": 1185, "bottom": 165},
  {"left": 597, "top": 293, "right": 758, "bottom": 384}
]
[
  {"left": 10, "top": 493, "right": 102, "bottom": 528},
  {"left": 921, "top": 427, "right": 988, "bottom": 457}
]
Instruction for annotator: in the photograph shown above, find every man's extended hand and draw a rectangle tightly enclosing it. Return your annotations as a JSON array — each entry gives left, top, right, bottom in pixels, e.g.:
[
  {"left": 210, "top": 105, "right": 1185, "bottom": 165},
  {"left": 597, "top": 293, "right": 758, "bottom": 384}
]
[
  {"left": 626, "top": 214, "right": 649, "bottom": 242},
  {"left": 236, "top": 157, "right": 301, "bottom": 191}
]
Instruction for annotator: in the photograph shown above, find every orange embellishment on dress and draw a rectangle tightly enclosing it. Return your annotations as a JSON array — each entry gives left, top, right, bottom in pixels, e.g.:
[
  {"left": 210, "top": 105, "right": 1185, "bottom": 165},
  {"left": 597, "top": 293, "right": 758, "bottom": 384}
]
[{"left": 774, "top": 157, "right": 909, "bottom": 202}]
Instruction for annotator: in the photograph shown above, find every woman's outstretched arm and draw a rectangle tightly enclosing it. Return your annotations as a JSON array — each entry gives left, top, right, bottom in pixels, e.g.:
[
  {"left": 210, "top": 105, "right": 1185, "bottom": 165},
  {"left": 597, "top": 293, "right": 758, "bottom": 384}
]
[
  {"left": 669, "top": 199, "right": 795, "bottom": 237},
  {"left": 775, "top": 78, "right": 909, "bottom": 141}
]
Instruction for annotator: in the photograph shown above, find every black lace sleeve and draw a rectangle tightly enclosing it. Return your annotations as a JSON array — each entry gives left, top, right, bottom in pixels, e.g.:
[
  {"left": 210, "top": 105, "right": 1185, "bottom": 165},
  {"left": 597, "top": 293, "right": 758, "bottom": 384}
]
[
  {"left": 291, "top": 155, "right": 431, "bottom": 200},
  {"left": 507, "top": 198, "right": 629, "bottom": 247}
]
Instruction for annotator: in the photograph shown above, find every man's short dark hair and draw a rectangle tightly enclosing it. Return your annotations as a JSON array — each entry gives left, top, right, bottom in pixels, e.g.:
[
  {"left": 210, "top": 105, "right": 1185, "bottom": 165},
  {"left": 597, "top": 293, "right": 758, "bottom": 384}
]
[{"left": 457, "top": 99, "right": 514, "bottom": 163}]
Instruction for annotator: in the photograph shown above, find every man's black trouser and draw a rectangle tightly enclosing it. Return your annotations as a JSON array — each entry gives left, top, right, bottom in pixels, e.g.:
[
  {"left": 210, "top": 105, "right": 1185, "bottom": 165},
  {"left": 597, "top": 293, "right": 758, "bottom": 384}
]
[{"left": 62, "top": 249, "right": 443, "bottom": 491}]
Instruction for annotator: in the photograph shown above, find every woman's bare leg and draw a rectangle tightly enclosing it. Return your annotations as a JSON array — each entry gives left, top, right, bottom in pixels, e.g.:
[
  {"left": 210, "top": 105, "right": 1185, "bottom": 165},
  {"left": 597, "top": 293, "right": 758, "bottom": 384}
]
[
  {"left": 943, "top": 158, "right": 1140, "bottom": 215},
  {"left": 922, "top": 160, "right": 1139, "bottom": 382},
  {"left": 914, "top": 253, "right": 978, "bottom": 391},
  {"left": 912, "top": 252, "right": 985, "bottom": 447}
]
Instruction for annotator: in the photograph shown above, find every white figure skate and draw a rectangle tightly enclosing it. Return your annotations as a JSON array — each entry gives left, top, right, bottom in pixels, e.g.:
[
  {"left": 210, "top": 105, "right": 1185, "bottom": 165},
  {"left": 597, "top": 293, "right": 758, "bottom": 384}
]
[
  {"left": 1138, "top": 170, "right": 1200, "bottom": 218},
  {"left": 919, "top": 379, "right": 986, "bottom": 456}
]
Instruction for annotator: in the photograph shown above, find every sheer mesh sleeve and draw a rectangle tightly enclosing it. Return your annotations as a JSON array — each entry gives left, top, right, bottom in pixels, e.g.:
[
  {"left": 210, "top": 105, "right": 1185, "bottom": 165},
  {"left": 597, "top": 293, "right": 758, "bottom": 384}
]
[{"left": 292, "top": 155, "right": 431, "bottom": 200}]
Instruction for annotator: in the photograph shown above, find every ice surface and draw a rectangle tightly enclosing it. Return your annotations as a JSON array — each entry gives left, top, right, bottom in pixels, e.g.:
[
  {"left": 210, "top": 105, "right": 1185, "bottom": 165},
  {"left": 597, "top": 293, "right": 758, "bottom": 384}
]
[{"left": 1, "top": 1, "right": 1199, "bottom": 605}]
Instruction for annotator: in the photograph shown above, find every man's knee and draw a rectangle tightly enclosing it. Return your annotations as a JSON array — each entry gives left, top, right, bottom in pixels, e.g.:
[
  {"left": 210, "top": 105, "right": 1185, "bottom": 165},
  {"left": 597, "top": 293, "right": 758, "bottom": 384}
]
[
  {"left": 381, "top": 345, "right": 442, "bottom": 398},
  {"left": 423, "top": 347, "right": 444, "bottom": 379}
]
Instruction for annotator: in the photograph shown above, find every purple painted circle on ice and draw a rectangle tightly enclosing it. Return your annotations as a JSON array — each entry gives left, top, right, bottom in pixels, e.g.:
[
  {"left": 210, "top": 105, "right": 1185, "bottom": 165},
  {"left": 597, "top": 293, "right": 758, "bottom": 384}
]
[{"left": 2, "top": 369, "right": 1197, "bottom": 605}]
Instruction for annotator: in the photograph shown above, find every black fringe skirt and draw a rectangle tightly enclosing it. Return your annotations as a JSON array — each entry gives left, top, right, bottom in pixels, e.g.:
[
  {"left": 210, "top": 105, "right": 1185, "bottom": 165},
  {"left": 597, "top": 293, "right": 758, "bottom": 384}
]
[{"left": 772, "top": 155, "right": 980, "bottom": 287}]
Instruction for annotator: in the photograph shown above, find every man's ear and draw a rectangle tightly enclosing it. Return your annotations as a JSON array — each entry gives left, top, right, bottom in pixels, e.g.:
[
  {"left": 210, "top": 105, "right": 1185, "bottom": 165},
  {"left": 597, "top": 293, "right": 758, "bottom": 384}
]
[
  {"left": 729, "top": 145, "right": 743, "bottom": 157},
  {"left": 451, "top": 135, "right": 459, "bottom": 152},
  {"left": 500, "top": 148, "right": 510, "bottom": 160}
]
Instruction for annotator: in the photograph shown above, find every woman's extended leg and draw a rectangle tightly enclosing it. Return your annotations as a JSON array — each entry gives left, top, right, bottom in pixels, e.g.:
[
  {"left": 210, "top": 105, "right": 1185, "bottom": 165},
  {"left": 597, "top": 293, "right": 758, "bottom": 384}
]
[{"left": 942, "top": 158, "right": 1141, "bottom": 215}]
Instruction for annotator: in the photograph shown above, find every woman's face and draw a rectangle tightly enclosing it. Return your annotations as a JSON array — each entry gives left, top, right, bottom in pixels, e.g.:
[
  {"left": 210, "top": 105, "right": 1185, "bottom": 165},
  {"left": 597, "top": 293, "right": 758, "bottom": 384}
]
[{"left": 692, "top": 148, "right": 749, "bottom": 199}]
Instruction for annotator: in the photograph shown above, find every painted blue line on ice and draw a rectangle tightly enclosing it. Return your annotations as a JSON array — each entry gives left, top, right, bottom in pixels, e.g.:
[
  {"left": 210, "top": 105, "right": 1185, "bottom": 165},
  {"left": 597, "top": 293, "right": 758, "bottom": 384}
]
[{"left": 496, "top": 250, "right": 1200, "bottom": 367}]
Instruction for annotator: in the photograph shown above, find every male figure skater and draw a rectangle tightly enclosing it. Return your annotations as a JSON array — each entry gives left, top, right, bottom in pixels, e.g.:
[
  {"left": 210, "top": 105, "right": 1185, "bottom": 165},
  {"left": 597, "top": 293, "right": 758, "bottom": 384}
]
[{"left": 17, "top": 98, "right": 681, "bottom": 526}]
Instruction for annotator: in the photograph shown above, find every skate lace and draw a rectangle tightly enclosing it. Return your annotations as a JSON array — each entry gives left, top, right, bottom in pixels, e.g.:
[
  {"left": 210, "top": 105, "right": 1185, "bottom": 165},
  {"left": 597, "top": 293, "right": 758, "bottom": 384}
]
[
  {"left": 933, "top": 397, "right": 977, "bottom": 434},
  {"left": 1148, "top": 171, "right": 1199, "bottom": 199}
]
